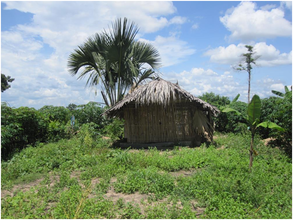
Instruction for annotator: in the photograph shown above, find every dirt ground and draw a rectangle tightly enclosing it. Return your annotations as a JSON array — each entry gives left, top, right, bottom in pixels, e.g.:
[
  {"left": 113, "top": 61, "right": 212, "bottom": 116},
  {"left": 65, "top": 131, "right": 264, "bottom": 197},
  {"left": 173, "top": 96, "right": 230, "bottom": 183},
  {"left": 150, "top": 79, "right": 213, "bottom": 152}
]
[{"left": 1, "top": 170, "right": 205, "bottom": 217}]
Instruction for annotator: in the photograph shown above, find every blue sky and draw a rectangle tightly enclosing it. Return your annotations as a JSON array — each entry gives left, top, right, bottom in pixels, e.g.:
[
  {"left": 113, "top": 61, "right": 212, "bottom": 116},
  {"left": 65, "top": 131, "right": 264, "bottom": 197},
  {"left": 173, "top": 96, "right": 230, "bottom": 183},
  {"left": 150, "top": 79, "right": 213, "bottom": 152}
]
[{"left": 1, "top": 1, "right": 292, "bottom": 109}]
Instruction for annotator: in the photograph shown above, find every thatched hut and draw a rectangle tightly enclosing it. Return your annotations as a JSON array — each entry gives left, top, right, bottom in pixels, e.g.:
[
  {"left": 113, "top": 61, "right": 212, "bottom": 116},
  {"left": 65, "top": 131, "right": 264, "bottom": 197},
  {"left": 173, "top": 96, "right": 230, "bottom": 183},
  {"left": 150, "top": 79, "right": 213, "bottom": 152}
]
[{"left": 104, "top": 78, "right": 219, "bottom": 146}]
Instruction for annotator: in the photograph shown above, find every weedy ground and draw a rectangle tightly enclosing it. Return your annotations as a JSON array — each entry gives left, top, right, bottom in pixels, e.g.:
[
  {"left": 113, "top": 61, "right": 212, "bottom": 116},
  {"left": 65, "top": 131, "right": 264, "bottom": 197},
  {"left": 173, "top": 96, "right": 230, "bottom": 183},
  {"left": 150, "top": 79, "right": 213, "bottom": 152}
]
[{"left": 1, "top": 133, "right": 292, "bottom": 219}]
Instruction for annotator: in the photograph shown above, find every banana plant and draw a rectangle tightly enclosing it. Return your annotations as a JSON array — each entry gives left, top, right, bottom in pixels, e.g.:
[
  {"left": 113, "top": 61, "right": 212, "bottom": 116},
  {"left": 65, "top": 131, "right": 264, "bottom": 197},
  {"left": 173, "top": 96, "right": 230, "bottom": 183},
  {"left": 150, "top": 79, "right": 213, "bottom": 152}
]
[
  {"left": 222, "top": 94, "right": 284, "bottom": 170},
  {"left": 220, "top": 93, "right": 242, "bottom": 115},
  {"left": 272, "top": 85, "right": 291, "bottom": 98}
]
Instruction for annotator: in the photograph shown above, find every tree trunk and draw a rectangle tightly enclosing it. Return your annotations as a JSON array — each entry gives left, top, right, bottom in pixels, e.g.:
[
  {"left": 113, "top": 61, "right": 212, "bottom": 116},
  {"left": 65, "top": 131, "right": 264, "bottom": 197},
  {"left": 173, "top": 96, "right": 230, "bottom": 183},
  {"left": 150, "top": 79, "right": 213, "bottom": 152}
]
[{"left": 248, "top": 71, "right": 251, "bottom": 104}]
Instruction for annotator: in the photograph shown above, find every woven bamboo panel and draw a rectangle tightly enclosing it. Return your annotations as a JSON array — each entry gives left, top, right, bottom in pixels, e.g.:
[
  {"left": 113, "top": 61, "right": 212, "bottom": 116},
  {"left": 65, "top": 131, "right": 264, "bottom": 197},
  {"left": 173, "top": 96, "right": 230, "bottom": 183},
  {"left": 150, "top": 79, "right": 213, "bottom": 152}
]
[{"left": 123, "top": 101, "right": 204, "bottom": 143}]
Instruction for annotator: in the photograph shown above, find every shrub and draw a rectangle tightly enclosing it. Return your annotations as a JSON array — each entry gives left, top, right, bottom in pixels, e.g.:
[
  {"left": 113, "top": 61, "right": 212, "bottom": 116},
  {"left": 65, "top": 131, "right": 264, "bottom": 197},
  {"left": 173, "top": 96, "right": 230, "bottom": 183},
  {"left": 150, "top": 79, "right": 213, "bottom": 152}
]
[
  {"left": 1, "top": 104, "right": 48, "bottom": 159},
  {"left": 38, "top": 105, "right": 71, "bottom": 141},
  {"left": 67, "top": 102, "right": 108, "bottom": 129},
  {"left": 260, "top": 96, "right": 292, "bottom": 156},
  {"left": 102, "top": 118, "right": 124, "bottom": 141}
]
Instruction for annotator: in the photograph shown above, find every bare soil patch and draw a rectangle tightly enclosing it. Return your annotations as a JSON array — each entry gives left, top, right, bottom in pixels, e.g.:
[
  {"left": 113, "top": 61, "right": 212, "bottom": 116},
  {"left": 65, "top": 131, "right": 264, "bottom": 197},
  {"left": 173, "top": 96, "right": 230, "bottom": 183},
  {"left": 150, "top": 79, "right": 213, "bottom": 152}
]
[
  {"left": 169, "top": 168, "right": 198, "bottom": 177},
  {"left": 217, "top": 145, "right": 226, "bottom": 150},
  {"left": 2, "top": 172, "right": 206, "bottom": 218},
  {"left": 1, "top": 178, "right": 44, "bottom": 198},
  {"left": 262, "top": 137, "right": 276, "bottom": 146}
]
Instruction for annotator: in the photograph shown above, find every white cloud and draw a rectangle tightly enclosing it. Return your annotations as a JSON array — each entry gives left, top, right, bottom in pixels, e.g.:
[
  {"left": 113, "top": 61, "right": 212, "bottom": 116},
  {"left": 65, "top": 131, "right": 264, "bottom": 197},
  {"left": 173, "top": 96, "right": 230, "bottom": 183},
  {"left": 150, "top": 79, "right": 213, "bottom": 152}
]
[
  {"left": 255, "top": 78, "right": 288, "bottom": 98},
  {"left": 139, "top": 35, "right": 196, "bottom": 67},
  {"left": 271, "top": 83, "right": 285, "bottom": 91},
  {"left": 169, "top": 16, "right": 187, "bottom": 25},
  {"left": 220, "top": 1, "right": 292, "bottom": 41},
  {"left": 191, "top": 23, "right": 199, "bottom": 30},
  {"left": 173, "top": 68, "right": 242, "bottom": 98},
  {"left": 281, "top": 1, "right": 292, "bottom": 10},
  {"left": 254, "top": 43, "right": 292, "bottom": 66},
  {"left": 164, "top": 68, "right": 288, "bottom": 102},
  {"left": 1, "top": 1, "right": 182, "bottom": 108},
  {"left": 204, "top": 42, "right": 292, "bottom": 67},
  {"left": 204, "top": 44, "right": 245, "bottom": 65}
]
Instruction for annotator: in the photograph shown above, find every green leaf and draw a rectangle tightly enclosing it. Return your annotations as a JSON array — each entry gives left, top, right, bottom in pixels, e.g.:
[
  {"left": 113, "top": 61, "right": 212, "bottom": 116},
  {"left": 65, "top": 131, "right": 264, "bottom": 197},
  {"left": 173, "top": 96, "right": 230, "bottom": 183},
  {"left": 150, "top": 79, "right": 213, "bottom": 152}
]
[
  {"left": 222, "top": 107, "right": 242, "bottom": 116},
  {"left": 247, "top": 95, "right": 261, "bottom": 126},
  {"left": 256, "top": 121, "right": 285, "bottom": 132},
  {"left": 272, "top": 90, "right": 284, "bottom": 97},
  {"left": 232, "top": 94, "right": 240, "bottom": 103}
]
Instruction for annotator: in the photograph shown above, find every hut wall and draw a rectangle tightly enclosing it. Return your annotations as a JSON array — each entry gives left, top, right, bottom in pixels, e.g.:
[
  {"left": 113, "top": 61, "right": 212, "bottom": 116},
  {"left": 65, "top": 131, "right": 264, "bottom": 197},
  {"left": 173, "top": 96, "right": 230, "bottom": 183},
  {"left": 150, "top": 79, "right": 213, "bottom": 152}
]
[{"left": 123, "top": 102, "right": 202, "bottom": 143}]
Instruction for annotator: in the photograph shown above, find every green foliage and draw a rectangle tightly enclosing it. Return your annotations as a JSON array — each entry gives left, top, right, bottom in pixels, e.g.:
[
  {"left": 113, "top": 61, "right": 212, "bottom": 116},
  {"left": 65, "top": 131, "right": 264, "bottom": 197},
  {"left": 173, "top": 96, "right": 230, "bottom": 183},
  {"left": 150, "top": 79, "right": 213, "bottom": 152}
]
[
  {"left": 222, "top": 95, "right": 284, "bottom": 168},
  {"left": 67, "top": 102, "right": 107, "bottom": 129},
  {"left": 225, "top": 101, "right": 248, "bottom": 133},
  {"left": 1, "top": 133, "right": 292, "bottom": 219},
  {"left": 1, "top": 101, "right": 115, "bottom": 160},
  {"left": 198, "top": 92, "right": 248, "bottom": 133},
  {"left": 119, "top": 202, "right": 142, "bottom": 219},
  {"left": 256, "top": 121, "right": 284, "bottom": 132},
  {"left": 199, "top": 92, "right": 230, "bottom": 107},
  {"left": 77, "top": 122, "right": 100, "bottom": 150},
  {"left": 1, "top": 190, "right": 51, "bottom": 218},
  {"left": 39, "top": 105, "right": 70, "bottom": 123},
  {"left": 38, "top": 105, "right": 71, "bottom": 141},
  {"left": 247, "top": 95, "right": 261, "bottom": 126},
  {"left": 1, "top": 73, "right": 14, "bottom": 92},
  {"left": 261, "top": 87, "right": 292, "bottom": 156},
  {"left": 68, "top": 17, "right": 160, "bottom": 106},
  {"left": 114, "top": 167, "right": 175, "bottom": 199},
  {"left": 102, "top": 118, "right": 124, "bottom": 141},
  {"left": 1, "top": 104, "right": 48, "bottom": 159}
]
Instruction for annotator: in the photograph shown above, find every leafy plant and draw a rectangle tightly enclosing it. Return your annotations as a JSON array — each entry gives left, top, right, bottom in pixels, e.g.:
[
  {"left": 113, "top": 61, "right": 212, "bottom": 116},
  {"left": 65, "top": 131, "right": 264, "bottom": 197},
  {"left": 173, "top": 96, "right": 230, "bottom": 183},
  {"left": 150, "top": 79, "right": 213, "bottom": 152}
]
[
  {"left": 68, "top": 102, "right": 107, "bottom": 129},
  {"left": 1, "top": 73, "right": 14, "bottom": 92},
  {"left": 68, "top": 17, "right": 160, "bottom": 106},
  {"left": 223, "top": 94, "right": 284, "bottom": 169},
  {"left": 1, "top": 104, "right": 48, "bottom": 159},
  {"left": 102, "top": 118, "right": 124, "bottom": 141}
]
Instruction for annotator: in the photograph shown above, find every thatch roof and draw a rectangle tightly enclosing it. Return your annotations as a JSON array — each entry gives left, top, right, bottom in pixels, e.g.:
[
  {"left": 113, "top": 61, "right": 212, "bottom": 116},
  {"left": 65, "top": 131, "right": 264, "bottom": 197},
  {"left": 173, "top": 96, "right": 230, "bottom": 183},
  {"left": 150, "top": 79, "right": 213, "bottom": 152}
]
[{"left": 104, "top": 78, "right": 220, "bottom": 117}]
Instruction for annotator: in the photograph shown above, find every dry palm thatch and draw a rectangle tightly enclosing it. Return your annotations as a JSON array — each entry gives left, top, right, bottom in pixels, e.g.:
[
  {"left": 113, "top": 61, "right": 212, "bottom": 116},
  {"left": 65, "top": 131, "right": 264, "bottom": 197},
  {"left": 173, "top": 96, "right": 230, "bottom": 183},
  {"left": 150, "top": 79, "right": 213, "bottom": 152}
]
[
  {"left": 104, "top": 78, "right": 220, "bottom": 118},
  {"left": 192, "top": 110, "right": 214, "bottom": 141}
]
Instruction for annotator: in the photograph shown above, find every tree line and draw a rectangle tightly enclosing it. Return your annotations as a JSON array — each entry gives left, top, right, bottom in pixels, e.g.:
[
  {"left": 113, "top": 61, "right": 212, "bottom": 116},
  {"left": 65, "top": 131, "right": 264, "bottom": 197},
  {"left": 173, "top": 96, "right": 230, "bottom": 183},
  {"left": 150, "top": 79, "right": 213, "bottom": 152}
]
[
  {"left": 1, "top": 102, "right": 122, "bottom": 160},
  {"left": 2, "top": 87, "right": 291, "bottom": 161}
]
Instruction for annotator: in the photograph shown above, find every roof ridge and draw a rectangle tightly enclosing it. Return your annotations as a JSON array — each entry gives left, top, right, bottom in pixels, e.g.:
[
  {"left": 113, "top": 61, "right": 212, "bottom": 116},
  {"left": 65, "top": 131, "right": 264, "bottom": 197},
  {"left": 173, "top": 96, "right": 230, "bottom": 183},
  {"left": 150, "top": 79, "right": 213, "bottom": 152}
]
[{"left": 104, "top": 78, "right": 220, "bottom": 117}]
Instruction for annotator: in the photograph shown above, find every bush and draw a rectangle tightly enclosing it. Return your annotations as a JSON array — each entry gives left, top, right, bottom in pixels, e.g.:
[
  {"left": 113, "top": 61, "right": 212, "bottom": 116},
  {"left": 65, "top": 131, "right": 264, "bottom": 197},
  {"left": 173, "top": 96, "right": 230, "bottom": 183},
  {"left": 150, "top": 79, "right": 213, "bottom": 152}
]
[
  {"left": 1, "top": 102, "right": 114, "bottom": 160},
  {"left": 102, "top": 118, "right": 124, "bottom": 141},
  {"left": 77, "top": 122, "right": 100, "bottom": 149},
  {"left": 224, "top": 101, "right": 248, "bottom": 133},
  {"left": 39, "top": 105, "right": 70, "bottom": 123},
  {"left": 38, "top": 105, "right": 71, "bottom": 141},
  {"left": 198, "top": 92, "right": 248, "bottom": 133},
  {"left": 67, "top": 102, "right": 107, "bottom": 129},
  {"left": 260, "top": 96, "right": 292, "bottom": 156},
  {"left": 1, "top": 103, "right": 48, "bottom": 159}
]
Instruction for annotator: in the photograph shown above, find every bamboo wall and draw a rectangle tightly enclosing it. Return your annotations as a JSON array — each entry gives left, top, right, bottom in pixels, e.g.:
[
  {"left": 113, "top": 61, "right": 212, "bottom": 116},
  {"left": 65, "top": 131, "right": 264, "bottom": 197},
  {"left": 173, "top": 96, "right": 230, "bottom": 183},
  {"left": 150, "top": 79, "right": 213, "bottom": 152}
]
[{"left": 123, "top": 102, "right": 204, "bottom": 143}]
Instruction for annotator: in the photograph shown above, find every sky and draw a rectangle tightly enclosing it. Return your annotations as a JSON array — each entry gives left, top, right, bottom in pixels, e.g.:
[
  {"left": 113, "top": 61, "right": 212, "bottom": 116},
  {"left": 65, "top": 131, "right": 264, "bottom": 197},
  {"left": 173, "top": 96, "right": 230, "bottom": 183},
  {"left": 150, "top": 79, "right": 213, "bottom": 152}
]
[{"left": 1, "top": 1, "right": 292, "bottom": 109}]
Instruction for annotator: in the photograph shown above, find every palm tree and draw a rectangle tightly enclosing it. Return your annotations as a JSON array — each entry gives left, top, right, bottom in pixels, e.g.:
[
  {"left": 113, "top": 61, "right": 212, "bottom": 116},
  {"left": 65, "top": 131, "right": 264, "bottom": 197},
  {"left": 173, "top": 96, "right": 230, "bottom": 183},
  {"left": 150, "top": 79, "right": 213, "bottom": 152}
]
[{"left": 68, "top": 18, "right": 161, "bottom": 106}]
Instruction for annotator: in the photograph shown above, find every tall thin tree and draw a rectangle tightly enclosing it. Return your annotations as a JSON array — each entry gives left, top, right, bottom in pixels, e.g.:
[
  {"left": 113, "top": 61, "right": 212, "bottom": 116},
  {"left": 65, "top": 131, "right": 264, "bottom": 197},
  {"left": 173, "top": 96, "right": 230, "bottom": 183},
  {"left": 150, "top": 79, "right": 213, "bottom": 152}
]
[{"left": 236, "top": 45, "right": 258, "bottom": 103}]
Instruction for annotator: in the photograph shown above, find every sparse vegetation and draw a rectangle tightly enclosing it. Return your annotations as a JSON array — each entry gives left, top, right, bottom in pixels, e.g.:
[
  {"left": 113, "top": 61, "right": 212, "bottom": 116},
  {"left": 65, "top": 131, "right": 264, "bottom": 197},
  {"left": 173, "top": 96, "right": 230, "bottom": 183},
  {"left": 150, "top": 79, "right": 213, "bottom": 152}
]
[{"left": 1, "top": 132, "right": 291, "bottom": 219}]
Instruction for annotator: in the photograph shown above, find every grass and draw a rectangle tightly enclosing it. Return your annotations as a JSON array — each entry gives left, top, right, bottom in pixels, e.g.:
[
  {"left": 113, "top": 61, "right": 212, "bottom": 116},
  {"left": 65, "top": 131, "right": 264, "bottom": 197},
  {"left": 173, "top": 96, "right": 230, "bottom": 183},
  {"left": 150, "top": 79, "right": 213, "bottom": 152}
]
[{"left": 1, "top": 132, "right": 292, "bottom": 219}]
